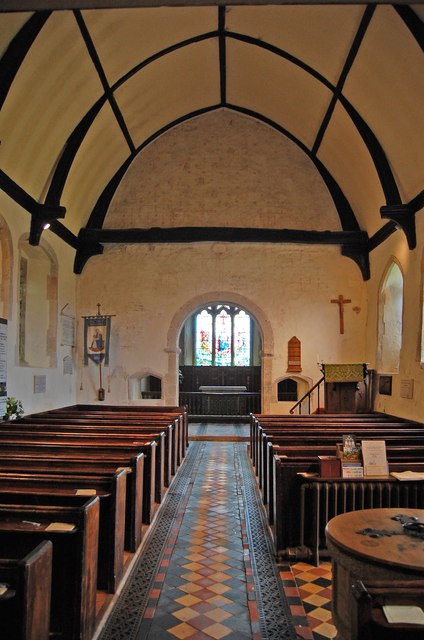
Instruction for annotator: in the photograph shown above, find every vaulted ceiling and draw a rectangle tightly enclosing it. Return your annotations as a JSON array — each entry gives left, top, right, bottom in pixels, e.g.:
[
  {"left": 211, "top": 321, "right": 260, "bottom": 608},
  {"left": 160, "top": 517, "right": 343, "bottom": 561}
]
[{"left": 0, "top": 2, "right": 423, "bottom": 278}]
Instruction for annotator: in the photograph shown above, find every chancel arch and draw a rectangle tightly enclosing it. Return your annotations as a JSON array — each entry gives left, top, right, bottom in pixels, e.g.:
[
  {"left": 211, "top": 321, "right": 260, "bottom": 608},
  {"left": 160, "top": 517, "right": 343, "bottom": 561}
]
[
  {"left": 377, "top": 259, "right": 404, "bottom": 374},
  {"left": 166, "top": 291, "right": 274, "bottom": 412}
]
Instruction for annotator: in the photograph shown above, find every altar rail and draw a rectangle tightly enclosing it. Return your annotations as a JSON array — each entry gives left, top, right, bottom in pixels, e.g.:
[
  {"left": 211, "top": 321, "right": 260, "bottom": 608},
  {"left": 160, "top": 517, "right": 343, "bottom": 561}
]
[{"left": 179, "top": 392, "right": 261, "bottom": 416}]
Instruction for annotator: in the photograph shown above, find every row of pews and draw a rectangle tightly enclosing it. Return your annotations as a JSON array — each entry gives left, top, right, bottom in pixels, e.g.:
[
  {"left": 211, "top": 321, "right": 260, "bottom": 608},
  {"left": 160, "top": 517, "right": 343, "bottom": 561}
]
[
  {"left": 249, "top": 412, "right": 424, "bottom": 564},
  {"left": 0, "top": 403, "right": 188, "bottom": 640}
]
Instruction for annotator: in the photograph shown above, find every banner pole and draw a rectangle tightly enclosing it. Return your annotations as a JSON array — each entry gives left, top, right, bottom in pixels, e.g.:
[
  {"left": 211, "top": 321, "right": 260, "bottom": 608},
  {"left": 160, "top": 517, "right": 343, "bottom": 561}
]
[{"left": 98, "top": 361, "right": 105, "bottom": 401}]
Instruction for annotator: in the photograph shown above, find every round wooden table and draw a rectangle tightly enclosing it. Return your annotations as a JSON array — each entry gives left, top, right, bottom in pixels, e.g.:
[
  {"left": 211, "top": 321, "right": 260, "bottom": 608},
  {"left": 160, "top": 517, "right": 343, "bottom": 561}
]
[{"left": 325, "top": 508, "right": 424, "bottom": 640}]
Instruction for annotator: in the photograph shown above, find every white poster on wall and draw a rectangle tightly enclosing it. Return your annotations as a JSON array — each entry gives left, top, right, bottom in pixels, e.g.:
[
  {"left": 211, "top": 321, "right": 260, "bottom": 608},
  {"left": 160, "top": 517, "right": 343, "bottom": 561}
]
[{"left": 0, "top": 318, "right": 7, "bottom": 418}]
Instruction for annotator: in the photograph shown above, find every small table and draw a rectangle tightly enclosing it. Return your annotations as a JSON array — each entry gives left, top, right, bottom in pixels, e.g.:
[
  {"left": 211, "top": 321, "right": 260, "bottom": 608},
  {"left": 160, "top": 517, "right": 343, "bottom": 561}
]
[{"left": 326, "top": 508, "right": 424, "bottom": 640}]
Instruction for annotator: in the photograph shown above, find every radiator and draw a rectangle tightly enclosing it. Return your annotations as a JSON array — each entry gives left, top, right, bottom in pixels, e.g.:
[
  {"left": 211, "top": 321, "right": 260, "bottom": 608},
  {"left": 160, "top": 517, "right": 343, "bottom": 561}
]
[{"left": 299, "top": 479, "right": 424, "bottom": 565}]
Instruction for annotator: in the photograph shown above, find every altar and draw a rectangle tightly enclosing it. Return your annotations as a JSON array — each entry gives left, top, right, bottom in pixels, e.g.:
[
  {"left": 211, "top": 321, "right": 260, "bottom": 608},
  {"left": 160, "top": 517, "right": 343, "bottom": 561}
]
[
  {"left": 196, "top": 385, "right": 251, "bottom": 415},
  {"left": 199, "top": 386, "right": 247, "bottom": 393}
]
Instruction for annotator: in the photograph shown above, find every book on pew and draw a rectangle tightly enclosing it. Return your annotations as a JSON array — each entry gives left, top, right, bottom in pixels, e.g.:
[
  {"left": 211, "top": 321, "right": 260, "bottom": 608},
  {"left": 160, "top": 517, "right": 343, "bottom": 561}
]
[
  {"left": 391, "top": 470, "right": 424, "bottom": 481},
  {"left": 383, "top": 605, "right": 424, "bottom": 624}
]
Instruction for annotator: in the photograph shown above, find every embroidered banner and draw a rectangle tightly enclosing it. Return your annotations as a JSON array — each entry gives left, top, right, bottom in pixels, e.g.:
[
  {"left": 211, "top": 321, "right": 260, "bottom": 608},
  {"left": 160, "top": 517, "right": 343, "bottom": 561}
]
[
  {"left": 84, "top": 315, "right": 111, "bottom": 365},
  {"left": 323, "top": 363, "right": 366, "bottom": 383}
]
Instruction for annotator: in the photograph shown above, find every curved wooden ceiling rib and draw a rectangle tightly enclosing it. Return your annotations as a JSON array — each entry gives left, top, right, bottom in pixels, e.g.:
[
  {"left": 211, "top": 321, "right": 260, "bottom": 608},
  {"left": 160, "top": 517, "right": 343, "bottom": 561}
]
[{"left": 0, "top": 5, "right": 422, "bottom": 277}]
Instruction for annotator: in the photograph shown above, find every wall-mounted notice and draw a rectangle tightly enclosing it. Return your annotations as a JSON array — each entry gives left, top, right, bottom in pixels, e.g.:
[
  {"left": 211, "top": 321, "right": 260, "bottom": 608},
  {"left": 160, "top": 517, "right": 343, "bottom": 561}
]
[
  {"left": 34, "top": 375, "right": 46, "bottom": 394},
  {"left": 0, "top": 318, "right": 7, "bottom": 418},
  {"left": 63, "top": 355, "right": 73, "bottom": 375},
  {"left": 61, "top": 312, "right": 75, "bottom": 347},
  {"left": 400, "top": 378, "right": 414, "bottom": 399}
]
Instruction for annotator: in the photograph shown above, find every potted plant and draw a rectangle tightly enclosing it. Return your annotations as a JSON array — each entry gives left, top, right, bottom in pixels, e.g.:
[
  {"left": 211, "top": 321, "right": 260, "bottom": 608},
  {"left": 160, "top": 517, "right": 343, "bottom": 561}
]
[{"left": 3, "top": 396, "right": 24, "bottom": 421}]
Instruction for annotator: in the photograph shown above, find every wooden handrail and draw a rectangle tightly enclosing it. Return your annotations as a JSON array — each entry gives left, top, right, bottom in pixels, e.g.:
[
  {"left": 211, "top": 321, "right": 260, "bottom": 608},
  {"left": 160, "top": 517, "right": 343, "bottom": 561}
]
[{"left": 289, "top": 376, "right": 325, "bottom": 414}]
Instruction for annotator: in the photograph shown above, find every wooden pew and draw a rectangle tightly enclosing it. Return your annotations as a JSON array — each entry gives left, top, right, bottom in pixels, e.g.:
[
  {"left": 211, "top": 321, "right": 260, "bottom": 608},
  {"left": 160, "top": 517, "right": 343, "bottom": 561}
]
[
  {"left": 352, "top": 579, "right": 424, "bottom": 639},
  {"left": 249, "top": 412, "right": 417, "bottom": 458},
  {"left": 256, "top": 427, "right": 424, "bottom": 508},
  {"left": 7, "top": 419, "right": 174, "bottom": 491},
  {"left": 0, "top": 497, "right": 99, "bottom": 640},
  {"left": 39, "top": 404, "right": 189, "bottom": 459},
  {"left": 271, "top": 454, "right": 424, "bottom": 563},
  {"left": 249, "top": 414, "right": 424, "bottom": 494},
  {"left": 0, "top": 540, "right": 52, "bottom": 640},
  {"left": 252, "top": 421, "right": 424, "bottom": 478},
  {"left": 0, "top": 426, "right": 166, "bottom": 505},
  {"left": 42, "top": 409, "right": 185, "bottom": 450},
  {"left": 0, "top": 437, "right": 156, "bottom": 525},
  {"left": 259, "top": 434, "right": 424, "bottom": 512},
  {"left": 0, "top": 454, "right": 144, "bottom": 553},
  {"left": 266, "top": 442, "right": 424, "bottom": 525},
  {"left": 0, "top": 471, "right": 126, "bottom": 593}
]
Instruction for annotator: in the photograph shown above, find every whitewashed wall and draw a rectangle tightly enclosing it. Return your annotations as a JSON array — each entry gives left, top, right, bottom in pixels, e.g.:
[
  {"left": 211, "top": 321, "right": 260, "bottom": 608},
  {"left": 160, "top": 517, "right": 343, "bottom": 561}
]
[
  {"left": 365, "top": 215, "right": 424, "bottom": 422},
  {"left": 2, "top": 108, "right": 423, "bottom": 420},
  {"left": 77, "top": 111, "right": 369, "bottom": 412},
  {"left": 0, "top": 190, "right": 78, "bottom": 416}
]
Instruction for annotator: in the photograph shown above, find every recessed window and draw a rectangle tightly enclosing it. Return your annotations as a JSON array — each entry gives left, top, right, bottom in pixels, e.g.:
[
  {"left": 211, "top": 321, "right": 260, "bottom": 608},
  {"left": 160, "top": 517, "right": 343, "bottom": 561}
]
[
  {"left": 18, "top": 238, "right": 58, "bottom": 368},
  {"left": 277, "top": 378, "right": 298, "bottom": 402},
  {"left": 378, "top": 261, "right": 403, "bottom": 373},
  {"left": 129, "top": 373, "right": 162, "bottom": 400}
]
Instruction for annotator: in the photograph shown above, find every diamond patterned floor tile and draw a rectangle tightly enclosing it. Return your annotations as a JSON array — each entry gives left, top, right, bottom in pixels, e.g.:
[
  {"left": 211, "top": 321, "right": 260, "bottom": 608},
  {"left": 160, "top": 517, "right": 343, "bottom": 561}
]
[{"left": 99, "top": 427, "right": 310, "bottom": 640}]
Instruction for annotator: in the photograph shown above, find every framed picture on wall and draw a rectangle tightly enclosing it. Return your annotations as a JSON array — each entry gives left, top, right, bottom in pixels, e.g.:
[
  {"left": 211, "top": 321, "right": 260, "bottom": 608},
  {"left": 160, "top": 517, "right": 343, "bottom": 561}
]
[{"left": 379, "top": 375, "right": 392, "bottom": 396}]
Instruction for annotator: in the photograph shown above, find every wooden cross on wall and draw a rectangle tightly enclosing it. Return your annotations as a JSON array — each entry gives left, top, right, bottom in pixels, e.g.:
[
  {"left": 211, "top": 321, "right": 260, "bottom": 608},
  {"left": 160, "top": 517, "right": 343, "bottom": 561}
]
[{"left": 331, "top": 295, "right": 351, "bottom": 334}]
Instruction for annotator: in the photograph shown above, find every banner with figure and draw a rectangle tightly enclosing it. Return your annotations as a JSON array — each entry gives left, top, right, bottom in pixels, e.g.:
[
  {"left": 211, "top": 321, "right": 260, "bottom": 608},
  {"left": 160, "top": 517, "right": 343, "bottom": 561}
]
[{"left": 84, "top": 315, "right": 111, "bottom": 365}]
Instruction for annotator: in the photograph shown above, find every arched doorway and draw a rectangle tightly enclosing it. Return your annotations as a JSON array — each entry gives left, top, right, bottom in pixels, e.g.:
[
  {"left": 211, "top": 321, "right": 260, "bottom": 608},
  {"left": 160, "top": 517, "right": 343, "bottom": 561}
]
[{"left": 179, "top": 303, "right": 262, "bottom": 417}]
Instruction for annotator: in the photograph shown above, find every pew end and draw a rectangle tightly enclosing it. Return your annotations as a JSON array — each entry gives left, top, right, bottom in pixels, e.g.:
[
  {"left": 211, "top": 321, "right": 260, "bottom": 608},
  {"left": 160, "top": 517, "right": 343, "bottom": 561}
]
[
  {"left": 0, "top": 540, "right": 52, "bottom": 640},
  {"left": 352, "top": 579, "right": 424, "bottom": 640}
]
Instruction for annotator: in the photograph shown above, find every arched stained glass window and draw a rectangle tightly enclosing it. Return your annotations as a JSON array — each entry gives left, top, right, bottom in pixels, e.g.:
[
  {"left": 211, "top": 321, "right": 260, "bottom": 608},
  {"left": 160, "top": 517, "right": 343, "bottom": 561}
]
[
  {"left": 215, "top": 309, "right": 232, "bottom": 366},
  {"left": 195, "top": 310, "right": 213, "bottom": 366},
  {"left": 234, "top": 310, "right": 250, "bottom": 366},
  {"left": 194, "top": 304, "right": 252, "bottom": 366}
]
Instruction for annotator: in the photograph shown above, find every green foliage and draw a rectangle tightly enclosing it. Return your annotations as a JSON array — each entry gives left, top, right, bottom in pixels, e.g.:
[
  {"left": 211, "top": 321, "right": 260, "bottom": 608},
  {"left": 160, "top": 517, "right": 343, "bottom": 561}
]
[{"left": 3, "top": 396, "right": 24, "bottom": 420}]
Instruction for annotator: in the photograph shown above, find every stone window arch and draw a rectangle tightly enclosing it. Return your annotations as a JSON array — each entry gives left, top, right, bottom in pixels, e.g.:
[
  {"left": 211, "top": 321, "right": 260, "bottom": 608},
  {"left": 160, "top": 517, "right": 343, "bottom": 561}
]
[
  {"left": 277, "top": 378, "right": 298, "bottom": 401},
  {"left": 0, "top": 214, "right": 13, "bottom": 320},
  {"left": 377, "top": 259, "right": 403, "bottom": 374},
  {"left": 18, "top": 236, "right": 58, "bottom": 367},
  {"left": 276, "top": 375, "right": 310, "bottom": 404}
]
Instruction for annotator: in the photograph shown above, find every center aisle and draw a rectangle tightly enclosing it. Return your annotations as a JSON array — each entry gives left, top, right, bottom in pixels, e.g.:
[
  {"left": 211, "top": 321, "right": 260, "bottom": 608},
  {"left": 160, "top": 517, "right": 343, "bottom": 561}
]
[{"left": 97, "top": 427, "right": 297, "bottom": 640}]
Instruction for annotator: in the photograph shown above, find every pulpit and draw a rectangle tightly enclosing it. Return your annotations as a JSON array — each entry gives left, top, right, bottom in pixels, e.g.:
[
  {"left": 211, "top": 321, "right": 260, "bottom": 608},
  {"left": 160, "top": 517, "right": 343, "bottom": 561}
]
[{"left": 322, "top": 363, "right": 369, "bottom": 413}]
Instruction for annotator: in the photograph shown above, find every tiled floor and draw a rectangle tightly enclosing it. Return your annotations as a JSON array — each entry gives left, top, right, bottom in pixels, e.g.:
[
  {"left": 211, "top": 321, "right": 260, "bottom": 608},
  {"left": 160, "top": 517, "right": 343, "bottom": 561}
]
[
  {"left": 279, "top": 562, "right": 337, "bottom": 640},
  {"left": 98, "top": 422, "right": 338, "bottom": 640},
  {"left": 137, "top": 440, "right": 262, "bottom": 640}
]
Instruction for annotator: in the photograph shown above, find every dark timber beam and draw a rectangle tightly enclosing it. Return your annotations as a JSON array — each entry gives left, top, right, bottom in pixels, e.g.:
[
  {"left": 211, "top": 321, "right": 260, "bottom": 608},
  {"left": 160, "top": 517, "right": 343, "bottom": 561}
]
[
  {"left": 79, "top": 226, "right": 369, "bottom": 246},
  {"left": 73, "top": 238, "right": 104, "bottom": 274},
  {"left": 77, "top": 226, "right": 371, "bottom": 278},
  {"left": 0, "top": 170, "right": 66, "bottom": 245},
  {"left": 380, "top": 197, "right": 422, "bottom": 249},
  {"left": 0, "top": 1, "right": 410, "bottom": 9}
]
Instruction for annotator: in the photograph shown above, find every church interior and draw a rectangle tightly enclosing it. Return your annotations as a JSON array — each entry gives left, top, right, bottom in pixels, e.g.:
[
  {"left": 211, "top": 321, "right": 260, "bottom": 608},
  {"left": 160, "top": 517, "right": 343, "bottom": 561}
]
[{"left": 0, "top": 2, "right": 423, "bottom": 639}]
